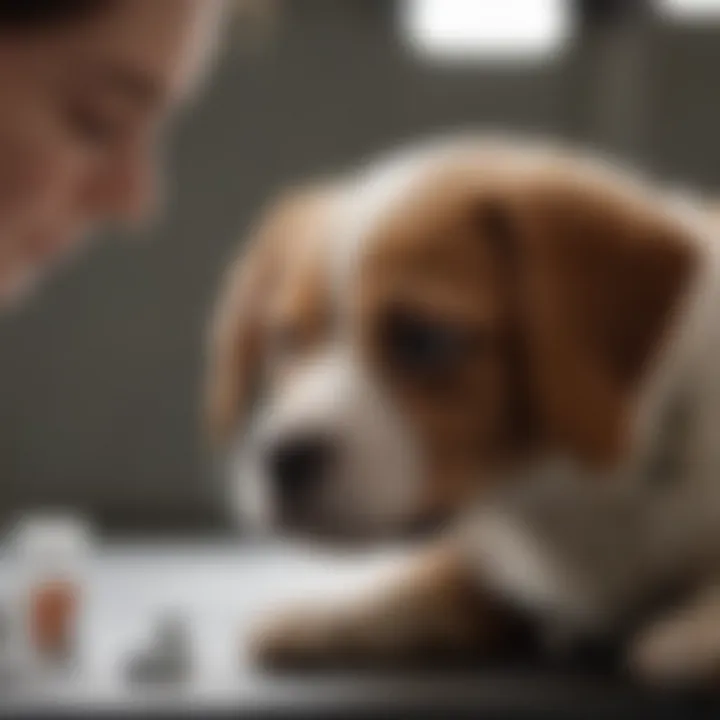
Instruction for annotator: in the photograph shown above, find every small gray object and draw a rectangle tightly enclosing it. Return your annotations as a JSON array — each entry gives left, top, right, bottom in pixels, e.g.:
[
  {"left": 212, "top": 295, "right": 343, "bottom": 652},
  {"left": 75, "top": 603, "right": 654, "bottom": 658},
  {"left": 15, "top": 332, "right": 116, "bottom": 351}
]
[
  {"left": 0, "top": 658, "right": 20, "bottom": 691},
  {"left": 125, "top": 614, "right": 192, "bottom": 686},
  {"left": 0, "top": 604, "right": 11, "bottom": 650}
]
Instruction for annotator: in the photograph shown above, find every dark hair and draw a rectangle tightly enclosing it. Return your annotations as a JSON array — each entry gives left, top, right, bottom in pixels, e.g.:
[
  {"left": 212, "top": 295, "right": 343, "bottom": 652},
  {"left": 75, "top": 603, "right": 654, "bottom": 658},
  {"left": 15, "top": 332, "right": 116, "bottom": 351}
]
[{"left": 0, "top": 1, "right": 112, "bottom": 29}]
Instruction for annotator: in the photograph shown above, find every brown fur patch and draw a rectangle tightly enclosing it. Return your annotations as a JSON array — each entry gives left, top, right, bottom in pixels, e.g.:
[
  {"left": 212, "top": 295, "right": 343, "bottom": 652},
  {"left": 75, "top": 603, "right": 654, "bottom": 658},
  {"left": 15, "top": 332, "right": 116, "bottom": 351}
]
[
  {"left": 205, "top": 181, "right": 340, "bottom": 444},
  {"left": 351, "top": 148, "right": 698, "bottom": 518}
]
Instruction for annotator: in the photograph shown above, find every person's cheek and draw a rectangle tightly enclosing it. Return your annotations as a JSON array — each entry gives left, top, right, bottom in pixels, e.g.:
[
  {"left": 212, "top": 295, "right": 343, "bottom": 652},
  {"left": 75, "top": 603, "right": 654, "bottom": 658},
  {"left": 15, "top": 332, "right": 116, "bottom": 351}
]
[
  {"left": 0, "top": 132, "right": 73, "bottom": 233},
  {"left": 0, "top": 129, "right": 86, "bottom": 298}
]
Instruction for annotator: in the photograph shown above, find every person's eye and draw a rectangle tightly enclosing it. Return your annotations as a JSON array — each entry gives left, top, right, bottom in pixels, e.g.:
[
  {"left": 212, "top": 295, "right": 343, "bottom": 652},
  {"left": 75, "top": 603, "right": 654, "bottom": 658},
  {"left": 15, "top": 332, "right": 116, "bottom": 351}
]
[
  {"left": 65, "top": 102, "right": 131, "bottom": 147},
  {"left": 381, "top": 307, "right": 472, "bottom": 376}
]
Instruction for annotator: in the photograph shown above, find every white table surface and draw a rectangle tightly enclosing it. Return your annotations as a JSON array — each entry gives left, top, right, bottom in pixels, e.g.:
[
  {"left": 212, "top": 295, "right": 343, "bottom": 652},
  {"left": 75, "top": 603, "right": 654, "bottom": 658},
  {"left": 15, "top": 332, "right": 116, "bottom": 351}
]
[{"left": 0, "top": 542, "right": 695, "bottom": 718}]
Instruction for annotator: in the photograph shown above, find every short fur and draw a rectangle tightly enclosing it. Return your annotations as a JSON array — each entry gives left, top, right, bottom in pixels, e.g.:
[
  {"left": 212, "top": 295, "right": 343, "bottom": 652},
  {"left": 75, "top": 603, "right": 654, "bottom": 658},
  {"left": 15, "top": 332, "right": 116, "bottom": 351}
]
[{"left": 206, "top": 135, "right": 720, "bottom": 686}]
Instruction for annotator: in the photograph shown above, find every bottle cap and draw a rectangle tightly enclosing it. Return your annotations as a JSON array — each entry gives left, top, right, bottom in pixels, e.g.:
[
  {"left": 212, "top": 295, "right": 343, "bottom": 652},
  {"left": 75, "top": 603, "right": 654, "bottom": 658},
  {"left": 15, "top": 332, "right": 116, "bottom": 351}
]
[{"left": 10, "top": 515, "right": 94, "bottom": 564}]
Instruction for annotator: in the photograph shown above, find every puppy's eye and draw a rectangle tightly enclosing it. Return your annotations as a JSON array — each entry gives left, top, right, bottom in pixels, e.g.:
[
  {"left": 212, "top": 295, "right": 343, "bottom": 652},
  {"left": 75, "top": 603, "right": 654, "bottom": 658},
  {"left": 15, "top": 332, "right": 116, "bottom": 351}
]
[{"left": 381, "top": 308, "right": 470, "bottom": 375}]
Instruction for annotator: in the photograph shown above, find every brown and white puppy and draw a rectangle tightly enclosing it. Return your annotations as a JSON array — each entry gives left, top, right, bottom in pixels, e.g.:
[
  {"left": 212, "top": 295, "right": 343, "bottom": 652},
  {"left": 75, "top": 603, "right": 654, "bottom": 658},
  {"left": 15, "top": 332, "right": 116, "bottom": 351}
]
[{"left": 206, "top": 135, "right": 720, "bottom": 685}]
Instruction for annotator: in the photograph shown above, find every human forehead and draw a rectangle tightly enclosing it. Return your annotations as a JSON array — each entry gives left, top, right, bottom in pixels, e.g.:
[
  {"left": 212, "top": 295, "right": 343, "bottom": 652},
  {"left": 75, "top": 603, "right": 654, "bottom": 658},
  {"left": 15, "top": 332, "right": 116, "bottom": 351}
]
[{"left": 70, "top": 0, "right": 225, "bottom": 105}]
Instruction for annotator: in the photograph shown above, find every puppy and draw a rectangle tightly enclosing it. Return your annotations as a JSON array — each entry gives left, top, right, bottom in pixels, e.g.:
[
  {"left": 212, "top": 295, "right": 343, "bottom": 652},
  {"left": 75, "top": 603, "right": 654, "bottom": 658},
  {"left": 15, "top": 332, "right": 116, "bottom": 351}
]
[{"left": 206, "top": 135, "right": 720, "bottom": 685}]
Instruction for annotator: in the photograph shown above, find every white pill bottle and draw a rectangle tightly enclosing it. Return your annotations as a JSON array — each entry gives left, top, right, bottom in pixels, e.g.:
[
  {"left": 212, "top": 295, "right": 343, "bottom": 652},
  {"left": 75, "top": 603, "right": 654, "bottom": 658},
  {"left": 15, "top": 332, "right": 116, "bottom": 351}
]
[{"left": 11, "top": 515, "right": 93, "bottom": 670}]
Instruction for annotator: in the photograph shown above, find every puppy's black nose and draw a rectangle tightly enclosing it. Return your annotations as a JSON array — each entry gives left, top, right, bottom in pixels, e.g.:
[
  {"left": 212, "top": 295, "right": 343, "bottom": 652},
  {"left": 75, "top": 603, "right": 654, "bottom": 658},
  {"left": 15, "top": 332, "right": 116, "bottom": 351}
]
[{"left": 268, "top": 435, "right": 334, "bottom": 507}]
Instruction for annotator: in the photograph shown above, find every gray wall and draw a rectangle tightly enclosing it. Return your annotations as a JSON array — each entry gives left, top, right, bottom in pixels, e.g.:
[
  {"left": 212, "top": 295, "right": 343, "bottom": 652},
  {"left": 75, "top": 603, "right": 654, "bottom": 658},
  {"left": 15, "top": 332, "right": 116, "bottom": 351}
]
[{"left": 0, "top": 0, "right": 718, "bottom": 532}]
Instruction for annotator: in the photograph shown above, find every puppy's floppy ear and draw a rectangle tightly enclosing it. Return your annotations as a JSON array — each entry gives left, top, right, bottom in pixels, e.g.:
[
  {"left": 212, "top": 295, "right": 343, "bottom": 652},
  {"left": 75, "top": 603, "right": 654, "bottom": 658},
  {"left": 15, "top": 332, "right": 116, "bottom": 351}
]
[
  {"left": 204, "top": 183, "right": 333, "bottom": 445},
  {"left": 483, "top": 175, "right": 699, "bottom": 469}
]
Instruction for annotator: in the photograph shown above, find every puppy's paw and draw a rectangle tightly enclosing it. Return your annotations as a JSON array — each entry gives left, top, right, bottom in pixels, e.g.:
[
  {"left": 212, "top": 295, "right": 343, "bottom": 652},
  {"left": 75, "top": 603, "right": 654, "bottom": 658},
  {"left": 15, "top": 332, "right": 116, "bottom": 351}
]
[
  {"left": 250, "top": 604, "right": 385, "bottom": 670},
  {"left": 627, "top": 616, "right": 720, "bottom": 687},
  {"left": 249, "top": 546, "right": 511, "bottom": 671}
]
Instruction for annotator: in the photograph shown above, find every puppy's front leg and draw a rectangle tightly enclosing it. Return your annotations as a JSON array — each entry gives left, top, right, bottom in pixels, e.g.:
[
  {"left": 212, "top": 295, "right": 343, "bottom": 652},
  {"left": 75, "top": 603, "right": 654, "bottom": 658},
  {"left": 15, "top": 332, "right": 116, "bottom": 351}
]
[
  {"left": 629, "top": 582, "right": 720, "bottom": 687},
  {"left": 252, "top": 544, "right": 528, "bottom": 669}
]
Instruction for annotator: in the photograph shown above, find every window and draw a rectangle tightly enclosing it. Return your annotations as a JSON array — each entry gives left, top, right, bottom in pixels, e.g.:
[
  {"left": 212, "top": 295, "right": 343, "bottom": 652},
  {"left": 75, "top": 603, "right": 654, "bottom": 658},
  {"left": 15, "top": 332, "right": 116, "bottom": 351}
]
[{"left": 401, "top": 0, "right": 571, "bottom": 63}]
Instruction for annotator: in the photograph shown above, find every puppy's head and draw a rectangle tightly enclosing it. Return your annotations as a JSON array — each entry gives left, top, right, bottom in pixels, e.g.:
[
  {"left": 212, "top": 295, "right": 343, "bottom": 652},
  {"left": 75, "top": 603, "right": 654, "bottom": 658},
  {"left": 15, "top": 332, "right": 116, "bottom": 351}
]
[{"left": 207, "top": 140, "right": 699, "bottom": 541}]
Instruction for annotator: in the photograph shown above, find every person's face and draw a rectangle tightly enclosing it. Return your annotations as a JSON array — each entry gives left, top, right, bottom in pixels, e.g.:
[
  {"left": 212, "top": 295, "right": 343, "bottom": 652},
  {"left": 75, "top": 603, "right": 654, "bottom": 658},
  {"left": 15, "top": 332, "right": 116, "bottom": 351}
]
[{"left": 0, "top": 0, "right": 225, "bottom": 302}]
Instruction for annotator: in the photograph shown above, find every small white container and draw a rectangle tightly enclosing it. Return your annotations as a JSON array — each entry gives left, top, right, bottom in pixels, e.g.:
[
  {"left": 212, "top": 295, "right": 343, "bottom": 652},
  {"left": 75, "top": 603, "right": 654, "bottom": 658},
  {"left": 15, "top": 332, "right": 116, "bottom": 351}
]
[{"left": 9, "top": 515, "right": 94, "bottom": 669}]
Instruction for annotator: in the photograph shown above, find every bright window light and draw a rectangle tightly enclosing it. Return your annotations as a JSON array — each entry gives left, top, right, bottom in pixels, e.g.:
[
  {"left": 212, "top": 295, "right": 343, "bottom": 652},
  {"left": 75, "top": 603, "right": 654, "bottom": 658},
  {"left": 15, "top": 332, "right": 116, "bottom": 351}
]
[
  {"left": 402, "top": 0, "right": 571, "bottom": 63},
  {"left": 658, "top": 0, "right": 720, "bottom": 18}
]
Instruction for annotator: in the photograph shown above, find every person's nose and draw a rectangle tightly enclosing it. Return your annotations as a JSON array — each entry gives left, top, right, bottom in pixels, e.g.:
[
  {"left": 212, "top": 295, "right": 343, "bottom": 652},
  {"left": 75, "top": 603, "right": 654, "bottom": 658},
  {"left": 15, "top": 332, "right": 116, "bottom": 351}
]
[{"left": 86, "top": 145, "right": 163, "bottom": 229}]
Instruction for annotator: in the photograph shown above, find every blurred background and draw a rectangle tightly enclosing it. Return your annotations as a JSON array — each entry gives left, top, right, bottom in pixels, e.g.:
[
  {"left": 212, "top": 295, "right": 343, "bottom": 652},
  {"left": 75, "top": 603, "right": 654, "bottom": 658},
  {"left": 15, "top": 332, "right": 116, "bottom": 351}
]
[{"left": 0, "top": 0, "right": 718, "bottom": 537}]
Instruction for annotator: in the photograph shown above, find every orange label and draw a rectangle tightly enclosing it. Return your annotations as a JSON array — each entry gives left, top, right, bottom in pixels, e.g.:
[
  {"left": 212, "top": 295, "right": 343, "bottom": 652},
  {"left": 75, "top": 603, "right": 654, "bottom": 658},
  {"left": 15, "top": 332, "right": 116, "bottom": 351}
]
[{"left": 29, "top": 581, "right": 79, "bottom": 653}]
